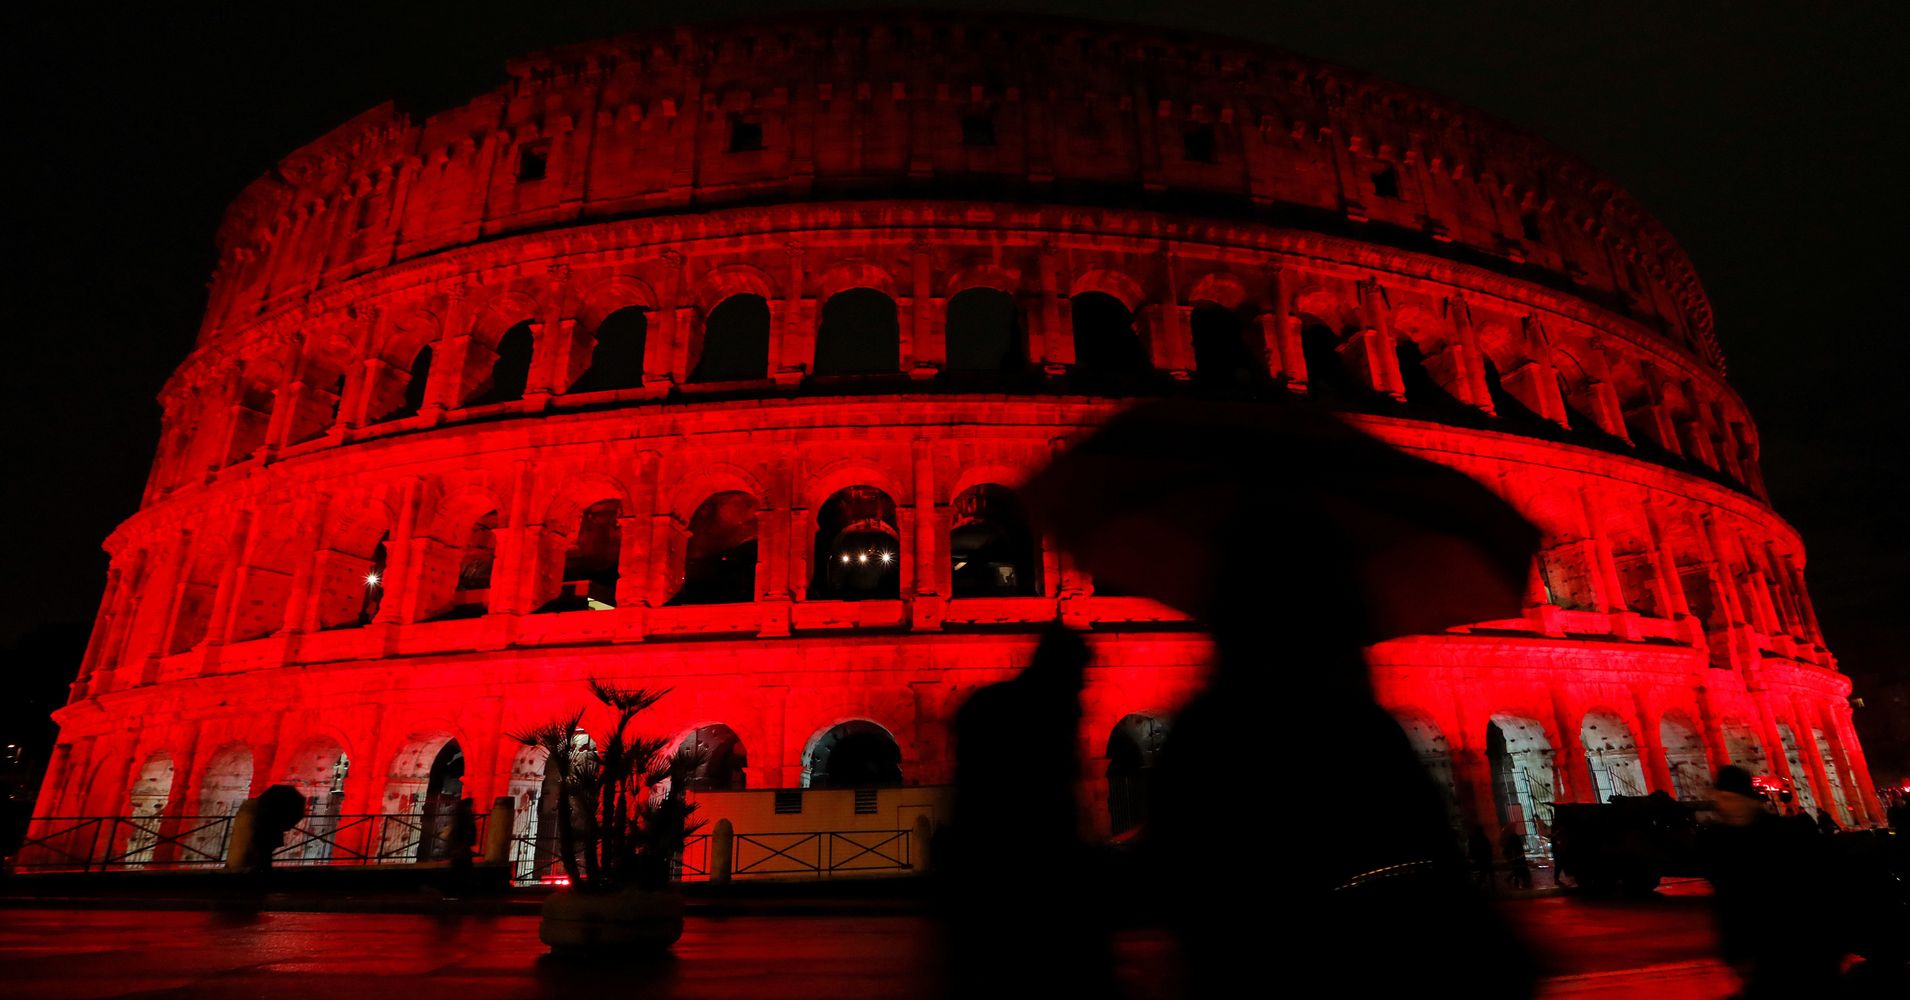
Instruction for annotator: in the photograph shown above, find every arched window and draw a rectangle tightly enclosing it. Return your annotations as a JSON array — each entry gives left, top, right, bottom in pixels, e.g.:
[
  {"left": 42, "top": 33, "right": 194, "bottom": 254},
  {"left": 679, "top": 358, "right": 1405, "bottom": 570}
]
[
  {"left": 949, "top": 484, "right": 1039, "bottom": 597},
  {"left": 1394, "top": 338, "right": 1478, "bottom": 421},
  {"left": 669, "top": 492, "right": 759, "bottom": 606},
  {"left": 123, "top": 752, "right": 175, "bottom": 865},
  {"left": 1580, "top": 710, "right": 1648, "bottom": 802},
  {"left": 1486, "top": 714, "right": 1556, "bottom": 856},
  {"left": 1393, "top": 711, "right": 1460, "bottom": 831},
  {"left": 692, "top": 294, "right": 771, "bottom": 382},
  {"left": 191, "top": 745, "right": 254, "bottom": 861},
  {"left": 1300, "top": 322, "right": 1360, "bottom": 402},
  {"left": 1658, "top": 713, "right": 1711, "bottom": 803},
  {"left": 1070, "top": 292, "right": 1147, "bottom": 376},
  {"left": 432, "top": 511, "right": 497, "bottom": 620},
  {"left": 536, "top": 499, "right": 622, "bottom": 612},
  {"left": 420, "top": 740, "right": 466, "bottom": 862},
  {"left": 467, "top": 321, "right": 534, "bottom": 405},
  {"left": 356, "top": 535, "right": 389, "bottom": 625},
  {"left": 1190, "top": 303, "right": 1259, "bottom": 391},
  {"left": 814, "top": 288, "right": 900, "bottom": 375},
  {"left": 806, "top": 720, "right": 902, "bottom": 789},
  {"left": 680, "top": 725, "right": 748, "bottom": 791},
  {"left": 1720, "top": 718, "right": 1767, "bottom": 774},
  {"left": 383, "top": 345, "right": 433, "bottom": 422},
  {"left": 571, "top": 307, "right": 648, "bottom": 393},
  {"left": 284, "top": 740, "right": 349, "bottom": 863},
  {"left": 811, "top": 486, "right": 900, "bottom": 601},
  {"left": 1107, "top": 714, "right": 1169, "bottom": 836},
  {"left": 945, "top": 288, "right": 1021, "bottom": 373},
  {"left": 1775, "top": 724, "right": 1819, "bottom": 815}
]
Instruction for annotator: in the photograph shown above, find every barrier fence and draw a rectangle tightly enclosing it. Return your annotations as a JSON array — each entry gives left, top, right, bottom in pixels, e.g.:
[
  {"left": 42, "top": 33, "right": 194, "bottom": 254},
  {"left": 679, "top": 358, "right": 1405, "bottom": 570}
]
[{"left": 14, "top": 813, "right": 916, "bottom": 884}]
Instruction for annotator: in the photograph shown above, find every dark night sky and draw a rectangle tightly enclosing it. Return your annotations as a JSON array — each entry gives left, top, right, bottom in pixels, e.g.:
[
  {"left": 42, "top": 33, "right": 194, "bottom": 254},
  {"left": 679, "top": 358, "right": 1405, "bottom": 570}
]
[{"left": 6, "top": 2, "right": 1905, "bottom": 701}]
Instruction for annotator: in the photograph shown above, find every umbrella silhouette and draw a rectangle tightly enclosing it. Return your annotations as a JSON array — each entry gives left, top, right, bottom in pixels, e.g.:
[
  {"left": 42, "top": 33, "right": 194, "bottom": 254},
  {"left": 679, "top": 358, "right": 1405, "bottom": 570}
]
[{"left": 1022, "top": 397, "right": 1541, "bottom": 644}]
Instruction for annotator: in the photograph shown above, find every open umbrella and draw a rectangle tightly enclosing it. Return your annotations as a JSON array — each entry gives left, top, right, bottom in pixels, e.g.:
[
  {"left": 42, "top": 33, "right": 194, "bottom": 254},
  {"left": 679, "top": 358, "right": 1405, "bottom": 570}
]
[{"left": 1021, "top": 397, "right": 1540, "bottom": 643}]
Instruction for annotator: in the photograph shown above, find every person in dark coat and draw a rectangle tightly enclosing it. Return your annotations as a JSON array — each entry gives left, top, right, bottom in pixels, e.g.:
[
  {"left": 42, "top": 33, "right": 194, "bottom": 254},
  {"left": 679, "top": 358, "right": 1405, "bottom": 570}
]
[
  {"left": 1814, "top": 808, "right": 1841, "bottom": 836},
  {"left": 1701, "top": 765, "right": 1841, "bottom": 997},
  {"left": 1468, "top": 824, "right": 1497, "bottom": 890}
]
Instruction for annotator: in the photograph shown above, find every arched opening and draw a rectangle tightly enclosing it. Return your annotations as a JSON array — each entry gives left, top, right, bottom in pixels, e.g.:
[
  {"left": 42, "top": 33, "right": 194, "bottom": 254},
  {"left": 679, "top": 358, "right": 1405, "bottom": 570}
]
[
  {"left": 1658, "top": 713, "right": 1711, "bottom": 802},
  {"left": 1721, "top": 718, "right": 1767, "bottom": 775},
  {"left": 314, "top": 502, "right": 391, "bottom": 631},
  {"left": 508, "top": 732, "right": 595, "bottom": 883},
  {"left": 810, "top": 486, "right": 900, "bottom": 601},
  {"left": 692, "top": 294, "right": 771, "bottom": 382},
  {"left": 1070, "top": 292, "right": 1147, "bottom": 377},
  {"left": 1106, "top": 713, "right": 1169, "bottom": 837},
  {"left": 1812, "top": 729, "right": 1853, "bottom": 826},
  {"left": 669, "top": 492, "right": 759, "bottom": 605},
  {"left": 1394, "top": 711, "right": 1460, "bottom": 833},
  {"left": 944, "top": 288, "right": 1021, "bottom": 373},
  {"left": 814, "top": 288, "right": 900, "bottom": 375},
  {"left": 435, "top": 511, "right": 497, "bottom": 620},
  {"left": 229, "top": 527, "right": 301, "bottom": 643},
  {"left": 190, "top": 745, "right": 253, "bottom": 862},
  {"left": 1190, "top": 303, "right": 1259, "bottom": 391},
  {"left": 123, "top": 752, "right": 175, "bottom": 865},
  {"left": 381, "top": 737, "right": 464, "bottom": 862},
  {"left": 679, "top": 724, "right": 748, "bottom": 791},
  {"left": 949, "top": 484, "right": 1039, "bottom": 598},
  {"left": 1299, "top": 321, "right": 1361, "bottom": 403},
  {"left": 1486, "top": 714, "right": 1555, "bottom": 857},
  {"left": 167, "top": 535, "right": 230, "bottom": 654},
  {"left": 1581, "top": 709, "right": 1648, "bottom": 802},
  {"left": 1775, "top": 723, "right": 1819, "bottom": 815},
  {"left": 805, "top": 720, "right": 902, "bottom": 789},
  {"left": 383, "top": 345, "right": 433, "bottom": 422},
  {"left": 570, "top": 307, "right": 648, "bottom": 393},
  {"left": 1395, "top": 338, "right": 1479, "bottom": 421},
  {"left": 356, "top": 536, "right": 389, "bottom": 625},
  {"left": 467, "top": 321, "right": 535, "bottom": 406},
  {"left": 536, "top": 499, "right": 622, "bottom": 612},
  {"left": 287, "top": 360, "right": 350, "bottom": 445},
  {"left": 282, "top": 739, "right": 348, "bottom": 863}
]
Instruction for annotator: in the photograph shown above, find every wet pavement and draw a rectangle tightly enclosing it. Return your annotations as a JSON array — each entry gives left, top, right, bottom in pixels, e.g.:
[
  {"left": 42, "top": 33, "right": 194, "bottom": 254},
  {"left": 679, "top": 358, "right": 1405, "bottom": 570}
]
[{"left": 0, "top": 888, "right": 1733, "bottom": 999}]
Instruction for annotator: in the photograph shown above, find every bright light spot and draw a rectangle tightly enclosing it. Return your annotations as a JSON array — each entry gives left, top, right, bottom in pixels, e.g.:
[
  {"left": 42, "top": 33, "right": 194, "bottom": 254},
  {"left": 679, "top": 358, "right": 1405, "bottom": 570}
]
[
  {"left": 364, "top": 572, "right": 381, "bottom": 587},
  {"left": 878, "top": 550, "right": 892, "bottom": 564},
  {"left": 841, "top": 554, "right": 852, "bottom": 564},
  {"left": 857, "top": 552, "right": 869, "bottom": 564}
]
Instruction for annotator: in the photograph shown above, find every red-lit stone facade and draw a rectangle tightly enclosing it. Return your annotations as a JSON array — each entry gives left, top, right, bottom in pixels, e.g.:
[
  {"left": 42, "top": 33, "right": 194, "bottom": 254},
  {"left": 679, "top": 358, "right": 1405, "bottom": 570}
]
[{"left": 37, "top": 14, "right": 1883, "bottom": 859}]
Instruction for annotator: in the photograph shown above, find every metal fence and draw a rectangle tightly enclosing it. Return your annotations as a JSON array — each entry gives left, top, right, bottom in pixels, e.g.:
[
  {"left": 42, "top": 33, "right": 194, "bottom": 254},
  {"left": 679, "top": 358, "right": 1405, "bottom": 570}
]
[
  {"left": 14, "top": 815, "right": 234, "bottom": 873},
  {"left": 13, "top": 812, "right": 910, "bottom": 883}
]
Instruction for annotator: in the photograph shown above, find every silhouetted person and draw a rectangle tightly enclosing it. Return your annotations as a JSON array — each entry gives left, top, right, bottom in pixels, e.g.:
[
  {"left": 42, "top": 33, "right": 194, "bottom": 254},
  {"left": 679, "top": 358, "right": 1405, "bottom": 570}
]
[
  {"left": 1815, "top": 808, "right": 1841, "bottom": 836},
  {"left": 245, "top": 784, "right": 306, "bottom": 888},
  {"left": 1499, "top": 826, "right": 1531, "bottom": 890},
  {"left": 446, "top": 797, "right": 478, "bottom": 892},
  {"left": 942, "top": 624, "right": 1113, "bottom": 999},
  {"left": 1701, "top": 765, "right": 1840, "bottom": 997},
  {"left": 1468, "top": 824, "right": 1497, "bottom": 890}
]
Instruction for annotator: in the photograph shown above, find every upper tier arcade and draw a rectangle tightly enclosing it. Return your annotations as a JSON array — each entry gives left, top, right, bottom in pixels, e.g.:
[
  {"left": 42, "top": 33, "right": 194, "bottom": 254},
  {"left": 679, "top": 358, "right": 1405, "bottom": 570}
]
[{"left": 199, "top": 13, "right": 1717, "bottom": 367}]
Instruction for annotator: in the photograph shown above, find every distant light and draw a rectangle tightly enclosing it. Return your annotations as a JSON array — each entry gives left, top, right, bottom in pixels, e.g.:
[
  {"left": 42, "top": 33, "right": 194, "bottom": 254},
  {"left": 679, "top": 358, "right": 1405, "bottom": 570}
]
[
  {"left": 878, "top": 550, "right": 892, "bottom": 564},
  {"left": 841, "top": 554, "right": 852, "bottom": 564},
  {"left": 364, "top": 572, "right": 381, "bottom": 587},
  {"left": 857, "top": 552, "right": 869, "bottom": 564}
]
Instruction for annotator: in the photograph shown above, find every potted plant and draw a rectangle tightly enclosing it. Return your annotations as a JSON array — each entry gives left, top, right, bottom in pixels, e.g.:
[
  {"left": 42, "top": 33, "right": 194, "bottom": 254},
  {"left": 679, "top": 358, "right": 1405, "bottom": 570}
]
[{"left": 512, "top": 680, "right": 703, "bottom": 955}]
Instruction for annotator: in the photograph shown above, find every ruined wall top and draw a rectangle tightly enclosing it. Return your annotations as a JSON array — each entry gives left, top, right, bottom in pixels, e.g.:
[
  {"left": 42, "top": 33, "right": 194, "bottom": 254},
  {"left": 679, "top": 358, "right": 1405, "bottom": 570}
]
[{"left": 202, "top": 12, "right": 1719, "bottom": 370}]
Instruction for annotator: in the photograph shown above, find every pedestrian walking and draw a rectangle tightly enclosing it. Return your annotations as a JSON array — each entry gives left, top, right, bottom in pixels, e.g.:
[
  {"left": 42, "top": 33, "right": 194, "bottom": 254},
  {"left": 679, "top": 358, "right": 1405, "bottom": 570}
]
[{"left": 1499, "top": 826, "right": 1530, "bottom": 890}]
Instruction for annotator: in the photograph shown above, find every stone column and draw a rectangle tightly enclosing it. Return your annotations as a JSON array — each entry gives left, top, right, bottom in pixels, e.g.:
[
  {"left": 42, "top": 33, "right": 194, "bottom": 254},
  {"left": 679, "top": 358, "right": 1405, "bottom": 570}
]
[
  {"left": 1829, "top": 704, "right": 1884, "bottom": 826},
  {"left": 773, "top": 241, "right": 809, "bottom": 382},
  {"left": 657, "top": 249, "right": 688, "bottom": 385},
  {"left": 1035, "top": 242, "right": 1071, "bottom": 374},
  {"left": 376, "top": 481, "right": 423, "bottom": 625},
  {"left": 907, "top": 241, "right": 940, "bottom": 377}
]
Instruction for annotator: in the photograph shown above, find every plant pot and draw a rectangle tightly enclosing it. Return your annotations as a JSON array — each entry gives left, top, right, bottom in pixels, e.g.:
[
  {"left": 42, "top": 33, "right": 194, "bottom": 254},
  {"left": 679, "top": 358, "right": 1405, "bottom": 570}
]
[{"left": 539, "top": 886, "right": 685, "bottom": 955}]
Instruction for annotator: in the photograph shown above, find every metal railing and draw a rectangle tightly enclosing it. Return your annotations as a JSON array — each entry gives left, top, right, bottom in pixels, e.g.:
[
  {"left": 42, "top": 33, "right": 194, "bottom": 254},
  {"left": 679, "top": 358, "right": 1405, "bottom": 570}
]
[
  {"left": 14, "top": 815, "right": 234, "bottom": 873},
  {"left": 731, "top": 830, "right": 912, "bottom": 879}
]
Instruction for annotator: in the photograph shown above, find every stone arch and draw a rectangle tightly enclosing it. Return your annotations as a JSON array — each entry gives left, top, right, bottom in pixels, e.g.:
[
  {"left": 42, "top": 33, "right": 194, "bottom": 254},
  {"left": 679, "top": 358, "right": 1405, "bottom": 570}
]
[
  {"left": 814, "top": 287, "right": 901, "bottom": 375},
  {"left": 574, "top": 274, "right": 661, "bottom": 334},
  {"left": 419, "top": 490, "right": 504, "bottom": 620},
  {"left": 1811, "top": 728, "right": 1854, "bottom": 827},
  {"left": 1186, "top": 271, "right": 1248, "bottom": 312},
  {"left": 941, "top": 261, "right": 1022, "bottom": 298},
  {"left": 506, "top": 729, "right": 595, "bottom": 882},
  {"left": 1720, "top": 717, "right": 1767, "bottom": 774},
  {"left": 1106, "top": 712, "right": 1170, "bottom": 836},
  {"left": 944, "top": 287, "right": 1023, "bottom": 373},
  {"left": 1775, "top": 723, "right": 1819, "bottom": 814},
  {"left": 532, "top": 491, "right": 625, "bottom": 613},
  {"left": 379, "top": 733, "right": 465, "bottom": 861},
  {"left": 949, "top": 483, "right": 1039, "bottom": 598},
  {"left": 1580, "top": 707, "right": 1648, "bottom": 801},
  {"left": 1486, "top": 712, "right": 1556, "bottom": 856},
  {"left": 676, "top": 723, "right": 749, "bottom": 791},
  {"left": 1189, "top": 299, "right": 1261, "bottom": 391},
  {"left": 1070, "top": 291, "right": 1147, "bottom": 376},
  {"left": 692, "top": 263, "right": 777, "bottom": 316},
  {"left": 279, "top": 734, "right": 351, "bottom": 862},
  {"left": 187, "top": 743, "right": 254, "bottom": 862},
  {"left": 568, "top": 306, "right": 649, "bottom": 394},
  {"left": 1392, "top": 709, "right": 1459, "bottom": 829},
  {"left": 802, "top": 457, "right": 908, "bottom": 514},
  {"left": 229, "top": 511, "right": 304, "bottom": 643},
  {"left": 122, "top": 751, "right": 176, "bottom": 865},
  {"left": 314, "top": 495, "right": 395, "bottom": 630},
  {"left": 813, "top": 258, "right": 899, "bottom": 302},
  {"left": 803, "top": 719, "right": 903, "bottom": 789},
  {"left": 168, "top": 529, "right": 234, "bottom": 655},
  {"left": 810, "top": 485, "right": 901, "bottom": 601},
  {"left": 691, "top": 293, "right": 772, "bottom": 382},
  {"left": 668, "top": 491, "right": 760, "bottom": 606},
  {"left": 1657, "top": 711, "right": 1710, "bottom": 802},
  {"left": 1068, "top": 269, "right": 1145, "bottom": 312}
]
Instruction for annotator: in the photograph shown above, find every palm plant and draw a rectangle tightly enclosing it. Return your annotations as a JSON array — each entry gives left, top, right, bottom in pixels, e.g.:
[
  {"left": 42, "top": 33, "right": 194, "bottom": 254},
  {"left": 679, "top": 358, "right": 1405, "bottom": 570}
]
[{"left": 511, "top": 680, "right": 703, "bottom": 892}]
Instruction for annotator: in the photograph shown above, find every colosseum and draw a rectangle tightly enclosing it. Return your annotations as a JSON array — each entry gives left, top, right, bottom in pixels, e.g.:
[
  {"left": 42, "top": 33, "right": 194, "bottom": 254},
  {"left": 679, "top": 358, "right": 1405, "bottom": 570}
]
[{"left": 25, "top": 12, "right": 1882, "bottom": 878}]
